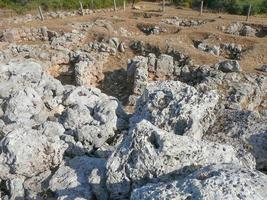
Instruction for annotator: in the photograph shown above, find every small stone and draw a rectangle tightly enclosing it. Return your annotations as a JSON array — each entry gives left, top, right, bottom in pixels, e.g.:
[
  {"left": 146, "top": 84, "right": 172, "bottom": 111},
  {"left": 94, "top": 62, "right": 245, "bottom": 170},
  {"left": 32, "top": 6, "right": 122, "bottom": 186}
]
[{"left": 218, "top": 60, "right": 241, "bottom": 73}]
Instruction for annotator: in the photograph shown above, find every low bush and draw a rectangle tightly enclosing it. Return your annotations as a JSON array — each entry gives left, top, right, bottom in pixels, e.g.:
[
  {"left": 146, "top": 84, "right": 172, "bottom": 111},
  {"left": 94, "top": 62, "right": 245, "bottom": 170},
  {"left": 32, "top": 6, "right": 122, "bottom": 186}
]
[
  {"left": 172, "top": 0, "right": 267, "bottom": 15},
  {"left": 0, "top": 0, "right": 134, "bottom": 14}
]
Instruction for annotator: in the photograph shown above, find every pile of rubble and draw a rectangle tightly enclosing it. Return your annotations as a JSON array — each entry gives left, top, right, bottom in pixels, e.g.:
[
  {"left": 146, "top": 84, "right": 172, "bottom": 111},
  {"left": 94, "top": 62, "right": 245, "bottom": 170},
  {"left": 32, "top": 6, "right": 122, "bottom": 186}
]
[
  {"left": 137, "top": 23, "right": 166, "bottom": 35},
  {"left": 162, "top": 16, "right": 211, "bottom": 27},
  {"left": 195, "top": 41, "right": 243, "bottom": 60},
  {"left": 0, "top": 7, "right": 119, "bottom": 26},
  {"left": 223, "top": 22, "right": 267, "bottom": 37},
  {"left": 0, "top": 27, "right": 59, "bottom": 42},
  {"left": 0, "top": 61, "right": 129, "bottom": 199},
  {"left": 0, "top": 53, "right": 266, "bottom": 199},
  {"left": 0, "top": 19, "right": 128, "bottom": 88}
]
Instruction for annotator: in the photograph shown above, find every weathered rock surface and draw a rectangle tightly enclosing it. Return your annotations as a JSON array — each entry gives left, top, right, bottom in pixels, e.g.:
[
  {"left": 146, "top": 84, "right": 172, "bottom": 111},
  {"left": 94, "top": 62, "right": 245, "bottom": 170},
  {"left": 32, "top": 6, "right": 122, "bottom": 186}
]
[
  {"left": 221, "top": 43, "right": 243, "bottom": 60},
  {"left": 162, "top": 17, "right": 209, "bottom": 27},
  {"left": 74, "top": 52, "right": 108, "bottom": 86},
  {"left": 195, "top": 41, "right": 242, "bottom": 60},
  {"left": 131, "top": 164, "right": 267, "bottom": 200},
  {"left": 240, "top": 25, "right": 257, "bottom": 37},
  {"left": 258, "top": 64, "right": 267, "bottom": 72},
  {"left": 132, "top": 81, "right": 219, "bottom": 139},
  {"left": 0, "top": 125, "right": 67, "bottom": 177},
  {"left": 49, "top": 156, "right": 107, "bottom": 200},
  {"left": 127, "top": 56, "right": 149, "bottom": 95},
  {"left": 106, "top": 120, "right": 255, "bottom": 199},
  {"left": 1, "top": 29, "right": 21, "bottom": 42},
  {"left": 0, "top": 11, "right": 267, "bottom": 200},
  {"left": 156, "top": 54, "right": 174, "bottom": 77},
  {"left": 127, "top": 53, "right": 191, "bottom": 106},
  {"left": 23, "top": 170, "right": 52, "bottom": 199},
  {"left": 196, "top": 66, "right": 266, "bottom": 112},
  {"left": 197, "top": 42, "right": 220, "bottom": 56},
  {"left": 225, "top": 22, "right": 242, "bottom": 35},
  {"left": 205, "top": 110, "right": 267, "bottom": 171},
  {"left": 217, "top": 60, "right": 241, "bottom": 73},
  {"left": 3, "top": 87, "right": 47, "bottom": 125},
  {"left": 0, "top": 61, "right": 128, "bottom": 199},
  {"left": 225, "top": 22, "right": 258, "bottom": 37},
  {"left": 60, "top": 86, "right": 128, "bottom": 154}
]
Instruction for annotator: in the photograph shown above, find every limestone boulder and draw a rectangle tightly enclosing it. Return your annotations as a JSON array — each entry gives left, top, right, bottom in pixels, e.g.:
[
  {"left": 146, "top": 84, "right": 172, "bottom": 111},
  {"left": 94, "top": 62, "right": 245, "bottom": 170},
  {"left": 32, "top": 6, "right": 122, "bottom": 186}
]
[
  {"left": 132, "top": 81, "right": 219, "bottom": 139},
  {"left": 131, "top": 164, "right": 267, "bottom": 200},
  {"left": 106, "top": 120, "right": 255, "bottom": 199},
  {"left": 0, "top": 126, "right": 67, "bottom": 177},
  {"left": 49, "top": 156, "right": 107, "bottom": 200}
]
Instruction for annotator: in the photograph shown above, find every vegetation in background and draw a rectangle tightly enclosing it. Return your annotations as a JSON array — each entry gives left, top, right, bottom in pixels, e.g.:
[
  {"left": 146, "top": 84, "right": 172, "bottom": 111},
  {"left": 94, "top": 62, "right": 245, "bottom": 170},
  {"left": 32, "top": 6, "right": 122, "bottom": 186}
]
[
  {"left": 0, "top": 0, "right": 266, "bottom": 15},
  {"left": 0, "top": 0, "right": 135, "bottom": 14},
  {"left": 172, "top": 0, "right": 267, "bottom": 15}
]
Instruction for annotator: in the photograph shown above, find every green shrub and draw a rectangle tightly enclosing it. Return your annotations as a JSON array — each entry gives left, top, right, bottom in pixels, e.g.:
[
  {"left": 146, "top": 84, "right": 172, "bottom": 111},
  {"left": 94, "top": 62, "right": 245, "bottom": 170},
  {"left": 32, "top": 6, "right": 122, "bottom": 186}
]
[
  {"left": 0, "top": 0, "right": 133, "bottom": 14},
  {"left": 1, "top": 0, "right": 266, "bottom": 15},
  {"left": 172, "top": 0, "right": 267, "bottom": 15}
]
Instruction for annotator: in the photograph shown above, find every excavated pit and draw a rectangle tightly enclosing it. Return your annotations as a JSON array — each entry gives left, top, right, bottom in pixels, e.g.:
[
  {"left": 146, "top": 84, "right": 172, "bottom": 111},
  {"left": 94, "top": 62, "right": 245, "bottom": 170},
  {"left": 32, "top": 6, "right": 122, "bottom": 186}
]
[
  {"left": 137, "top": 23, "right": 180, "bottom": 35},
  {"left": 98, "top": 69, "right": 132, "bottom": 105},
  {"left": 49, "top": 64, "right": 76, "bottom": 85}
]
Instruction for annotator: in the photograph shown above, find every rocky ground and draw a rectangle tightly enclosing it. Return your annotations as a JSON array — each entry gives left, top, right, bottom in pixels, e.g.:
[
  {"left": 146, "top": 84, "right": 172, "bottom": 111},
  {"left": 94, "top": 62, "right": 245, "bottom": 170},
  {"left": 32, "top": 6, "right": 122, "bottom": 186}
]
[{"left": 0, "top": 2, "right": 267, "bottom": 200}]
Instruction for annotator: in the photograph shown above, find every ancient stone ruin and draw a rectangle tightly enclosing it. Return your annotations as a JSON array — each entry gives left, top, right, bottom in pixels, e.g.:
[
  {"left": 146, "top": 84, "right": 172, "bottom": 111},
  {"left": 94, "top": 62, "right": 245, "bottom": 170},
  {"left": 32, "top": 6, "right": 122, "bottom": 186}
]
[{"left": 0, "top": 2, "right": 267, "bottom": 200}]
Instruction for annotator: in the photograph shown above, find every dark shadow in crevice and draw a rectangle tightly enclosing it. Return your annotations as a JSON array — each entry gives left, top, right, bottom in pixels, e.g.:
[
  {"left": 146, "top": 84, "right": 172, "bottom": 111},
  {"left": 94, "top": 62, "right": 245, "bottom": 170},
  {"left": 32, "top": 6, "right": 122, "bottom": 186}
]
[{"left": 98, "top": 69, "right": 132, "bottom": 106}]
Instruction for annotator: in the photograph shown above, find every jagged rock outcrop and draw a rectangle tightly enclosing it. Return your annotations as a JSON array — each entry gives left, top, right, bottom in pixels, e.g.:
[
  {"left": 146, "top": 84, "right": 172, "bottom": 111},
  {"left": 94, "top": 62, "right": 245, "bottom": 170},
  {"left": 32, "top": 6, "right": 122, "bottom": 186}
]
[
  {"left": 73, "top": 51, "right": 108, "bottom": 86},
  {"left": 0, "top": 61, "right": 65, "bottom": 125},
  {"left": 162, "top": 17, "right": 209, "bottom": 27},
  {"left": 106, "top": 120, "right": 255, "bottom": 199},
  {"left": 0, "top": 125, "right": 67, "bottom": 178},
  {"left": 60, "top": 86, "right": 128, "bottom": 154},
  {"left": 198, "top": 43, "right": 220, "bottom": 56},
  {"left": 0, "top": 61, "right": 128, "bottom": 199},
  {"left": 49, "top": 156, "right": 107, "bottom": 200},
  {"left": 224, "top": 22, "right": 258, "bottom": 37},
  {"left": 0, "top": 10, "right": 267, "bottom": 200},
  {"left": 217, "top": 60, "right": 241, "bottom": 73},
  {"left": 132, "top": 81, "right": 219, "bottom": 139},
  {"left": 205, "top": 110, "right": 267, "bottom": 171},
  {"left": 131, "top": 164, "right": 267, "bottom": 200}
]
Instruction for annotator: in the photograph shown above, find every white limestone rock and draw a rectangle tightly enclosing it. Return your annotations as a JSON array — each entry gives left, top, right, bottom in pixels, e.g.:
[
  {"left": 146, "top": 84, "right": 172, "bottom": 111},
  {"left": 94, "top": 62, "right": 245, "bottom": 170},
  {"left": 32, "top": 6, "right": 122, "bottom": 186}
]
[
  {"left": 49, "top": 156, "right": 107, "bottom": 200},
  {"left": 217, "top": 60, "right": 241, "bottom": 73},
  {"left": 155, "top": 54, "right": 174, "bottom": 77},
  {"left": 205, "top": 110, "right": 267, "bottom": 171},
  {"left": 61, "top": 86, "right": 128, "bottom": 153},
  {"left": 0, "top": 126, "right": 67, "bottom": 177},
  {"left": 132, "top": 80, "right": 219, "bottom": 139},
  {"left": 106, "top": 120, "right": 255, "bottom": 199},
  {"left": 23, "top": 170, "right": 52, "bottom": 199},
  {"left": 131, "top": 164, "right": 267, "bottom": 200},
  {"left": 240, "top": 25, "right": 256, "bottom": 37},
  {"left": 74, "top": 52, "right": 108, "bottom": 86},
  {"left": 3, "top": 87, "right": 48, "bottom": 126}
]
